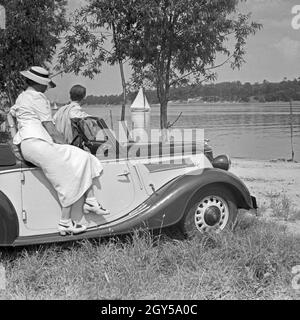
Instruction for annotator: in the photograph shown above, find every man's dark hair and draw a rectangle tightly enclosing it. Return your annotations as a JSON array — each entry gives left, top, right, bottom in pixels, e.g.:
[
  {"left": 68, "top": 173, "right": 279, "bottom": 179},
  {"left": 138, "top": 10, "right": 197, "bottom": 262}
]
[{"left": 70, "top": 85, "right": 86, "bottom": 102}]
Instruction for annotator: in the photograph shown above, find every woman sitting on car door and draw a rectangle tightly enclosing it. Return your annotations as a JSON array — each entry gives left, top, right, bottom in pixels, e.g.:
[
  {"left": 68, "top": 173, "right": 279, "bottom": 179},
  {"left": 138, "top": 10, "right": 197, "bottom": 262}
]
[{"left": 9, "top": 66, "right": 110, "bottom": 236}]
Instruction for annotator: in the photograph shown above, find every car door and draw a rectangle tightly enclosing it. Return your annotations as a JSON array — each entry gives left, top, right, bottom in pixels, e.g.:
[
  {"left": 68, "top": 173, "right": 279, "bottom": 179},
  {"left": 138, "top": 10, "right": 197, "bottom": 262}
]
[
  {"left": 92, "top": 160, "right": 137, "bottom": 216},
  {"left": 76, "top": 159, "right": 147, "bottom": 229},
  {"left": 20, "top": 161, "right": 141, "bottom": 232},
  {"left": 20, "top": 167, "right": 62, "bottom": 234}
]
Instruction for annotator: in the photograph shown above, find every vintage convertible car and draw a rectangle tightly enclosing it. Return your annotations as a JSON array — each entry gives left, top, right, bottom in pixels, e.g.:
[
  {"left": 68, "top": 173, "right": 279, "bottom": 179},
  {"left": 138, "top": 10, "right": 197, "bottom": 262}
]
[{"left": 0, "top": 117, "right": 257, "bottom": 247}]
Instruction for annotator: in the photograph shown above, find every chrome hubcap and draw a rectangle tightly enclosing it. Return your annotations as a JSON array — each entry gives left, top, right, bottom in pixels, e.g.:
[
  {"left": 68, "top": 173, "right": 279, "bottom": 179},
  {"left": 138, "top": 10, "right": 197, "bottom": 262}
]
[{"left": 194, "top": 196, "right": 229, "bottom": 232}]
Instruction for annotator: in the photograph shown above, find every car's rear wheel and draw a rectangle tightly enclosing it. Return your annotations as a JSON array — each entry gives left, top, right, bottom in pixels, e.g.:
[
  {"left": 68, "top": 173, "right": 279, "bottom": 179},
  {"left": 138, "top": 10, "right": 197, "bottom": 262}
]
[{"left": 180, "top": 186, "right": 238, "bottom": 237}]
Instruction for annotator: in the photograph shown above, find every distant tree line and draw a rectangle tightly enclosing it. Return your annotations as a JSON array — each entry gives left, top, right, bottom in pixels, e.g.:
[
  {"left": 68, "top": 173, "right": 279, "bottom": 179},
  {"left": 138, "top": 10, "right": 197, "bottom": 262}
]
[{"left": 85, "top": 78, "right": 300, "bottom": 105}]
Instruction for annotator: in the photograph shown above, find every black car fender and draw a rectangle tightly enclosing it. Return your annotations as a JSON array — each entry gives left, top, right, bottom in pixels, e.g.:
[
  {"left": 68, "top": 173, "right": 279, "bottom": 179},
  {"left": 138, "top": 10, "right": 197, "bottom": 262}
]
[
  {"left": 133, "top": 168, "right": 256, "bottom": 230},
  {"left": 0, "top": 191, "right": 19, "bottom": 246}
]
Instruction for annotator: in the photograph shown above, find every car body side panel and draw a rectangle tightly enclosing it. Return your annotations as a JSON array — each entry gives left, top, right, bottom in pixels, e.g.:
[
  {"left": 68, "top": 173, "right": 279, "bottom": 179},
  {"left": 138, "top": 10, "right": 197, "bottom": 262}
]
[
  {"left": 12, "top": 168, "right": 256, "bottom": 246},
  {"left": 105, "top": 167, "right": 255, "bottom": 232},
  {"left": 19, "top": 162, "right": 146, "bottom": 235},
  {"left": 131, "top": 153, "right": 213, "bottom": 196},
  {"left": 87, "top": 167, "right": 255, "bottom": 233},
  {"left": 21, "top": 168, "right": 62, "bottom": 234},
  {"left": 78, "top": 161, "right": 147, "bottom": 229}
]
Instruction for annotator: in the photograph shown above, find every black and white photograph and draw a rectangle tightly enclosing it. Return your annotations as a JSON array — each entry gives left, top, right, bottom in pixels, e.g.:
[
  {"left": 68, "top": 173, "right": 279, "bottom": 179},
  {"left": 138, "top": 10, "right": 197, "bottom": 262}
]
[{"left": 0, "top": 0, "right": 299, "bottom": 303}]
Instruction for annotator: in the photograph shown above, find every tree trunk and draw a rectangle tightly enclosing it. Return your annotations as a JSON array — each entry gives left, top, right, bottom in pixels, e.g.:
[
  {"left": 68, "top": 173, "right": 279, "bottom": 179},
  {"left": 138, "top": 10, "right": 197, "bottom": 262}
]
[
  {"left": 289, "top": 99, "right": 295, "bottom": 162},
  {"left": 157, "top": 75, "right": 169, "bottom": 130},
  {"left": 119, "top": 60, "right": 126, "bottom": 121},
  {"left": 157, "top": 54, "right": 171, "bottom": 130},
  {"left": 6, "top": 86, "right": 14, "bottom": 107},
  {"left": 160, "top": 100, "right": 168, "bottom": 129}
]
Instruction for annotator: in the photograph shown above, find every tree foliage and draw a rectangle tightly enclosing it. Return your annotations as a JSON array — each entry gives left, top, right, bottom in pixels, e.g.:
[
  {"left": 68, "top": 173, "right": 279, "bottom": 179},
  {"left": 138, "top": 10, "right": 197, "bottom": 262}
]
[
  {"left": 59, "top": 0, "right": 261, "bottom": 129},
  {"left": 0, "top": 0, "right": 68, "bottom": 105},
  {"left": 125, "top": 0, "right": 262, "bottom": 128},
  {"left": 58, "top": 0, "right": 132, "bottom": 76},
  {"left": 57, "top": 0, "right": 133, "bottom": 119}
]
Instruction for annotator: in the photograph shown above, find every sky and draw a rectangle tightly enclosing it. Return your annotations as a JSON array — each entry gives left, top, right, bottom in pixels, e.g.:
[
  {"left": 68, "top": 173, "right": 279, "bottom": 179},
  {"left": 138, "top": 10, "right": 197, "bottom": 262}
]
[{"left": 47, "top": 0, "right": 300, "bottom": 102}]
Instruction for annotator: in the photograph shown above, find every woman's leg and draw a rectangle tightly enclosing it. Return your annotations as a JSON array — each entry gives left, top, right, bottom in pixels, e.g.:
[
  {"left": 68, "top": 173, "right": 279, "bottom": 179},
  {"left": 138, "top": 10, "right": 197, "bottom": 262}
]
[
  {"left": 58, "top": 205, "right": 87, "bottom": 235},
  {"left": 84, "top": 184, "right": 110, "bottom": 215},
  {"left": 85, "top": 185, "right": 95, "bottom": 199},
  {"left": 61, "top": 206, "right": 72, "bottom": 220}
]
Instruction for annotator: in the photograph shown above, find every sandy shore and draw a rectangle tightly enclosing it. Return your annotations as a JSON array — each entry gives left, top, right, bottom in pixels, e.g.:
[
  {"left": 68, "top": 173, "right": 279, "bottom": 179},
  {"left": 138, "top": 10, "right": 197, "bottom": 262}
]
[{"left": 231, "top": 158, "right": 300, "bottom": 236}]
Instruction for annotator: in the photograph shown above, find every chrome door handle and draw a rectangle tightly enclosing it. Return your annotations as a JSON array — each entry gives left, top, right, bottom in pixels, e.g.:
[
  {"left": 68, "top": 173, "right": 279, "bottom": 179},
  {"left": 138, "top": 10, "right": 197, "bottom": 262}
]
[{"left": 117, "top": 170, "right": 130, "bottom": 177}]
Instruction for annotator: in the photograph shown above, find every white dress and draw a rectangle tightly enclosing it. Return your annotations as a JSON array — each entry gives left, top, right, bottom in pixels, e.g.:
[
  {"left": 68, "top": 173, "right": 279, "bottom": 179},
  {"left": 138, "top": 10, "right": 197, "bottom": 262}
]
[{"left": 10, "top": 87, "right": 103, "bottom": 208}]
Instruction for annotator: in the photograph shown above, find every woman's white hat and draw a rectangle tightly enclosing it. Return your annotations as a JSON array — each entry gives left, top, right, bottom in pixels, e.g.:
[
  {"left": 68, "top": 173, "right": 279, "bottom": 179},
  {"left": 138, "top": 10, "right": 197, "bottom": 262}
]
[{"left": 20, "top": 66, "right": 56, "bottom": 88}]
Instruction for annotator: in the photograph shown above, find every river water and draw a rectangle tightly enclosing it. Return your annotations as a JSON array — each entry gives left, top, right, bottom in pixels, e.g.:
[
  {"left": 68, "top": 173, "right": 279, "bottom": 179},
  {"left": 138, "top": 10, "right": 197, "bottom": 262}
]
[{"left": 85, "top": 102, "right": 300, "bottom": 162}]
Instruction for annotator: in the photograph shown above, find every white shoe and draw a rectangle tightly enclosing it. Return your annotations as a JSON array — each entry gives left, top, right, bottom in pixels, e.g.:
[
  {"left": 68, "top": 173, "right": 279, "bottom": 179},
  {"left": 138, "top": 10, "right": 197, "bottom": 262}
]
[
  {"left": 83, "top": 202, "right": 110, "bottom": 215},
  {"left": 58, "top": 220, "right": 87, "bottom": 236}
]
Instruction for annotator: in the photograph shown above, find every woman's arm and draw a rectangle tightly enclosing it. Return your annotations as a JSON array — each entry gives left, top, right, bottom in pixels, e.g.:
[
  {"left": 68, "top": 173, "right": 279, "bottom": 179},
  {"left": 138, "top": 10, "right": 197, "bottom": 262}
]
[
  {"left": 42, "top": 121, "right": 67, "bottom": 144},
  {"left": 30, "top": 94, "right": 67, "bottom": 144}
]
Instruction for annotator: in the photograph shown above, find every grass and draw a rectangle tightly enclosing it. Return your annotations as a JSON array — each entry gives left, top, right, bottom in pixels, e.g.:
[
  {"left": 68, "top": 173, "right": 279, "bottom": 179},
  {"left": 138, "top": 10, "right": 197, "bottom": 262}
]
[
  {"left": 267, "top": 192, "right": 300, "bottom": 222},
  {"left": 0, "top": 217, "right": 299, "bottom": 300}
]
